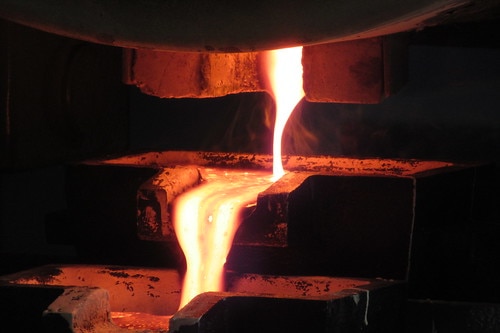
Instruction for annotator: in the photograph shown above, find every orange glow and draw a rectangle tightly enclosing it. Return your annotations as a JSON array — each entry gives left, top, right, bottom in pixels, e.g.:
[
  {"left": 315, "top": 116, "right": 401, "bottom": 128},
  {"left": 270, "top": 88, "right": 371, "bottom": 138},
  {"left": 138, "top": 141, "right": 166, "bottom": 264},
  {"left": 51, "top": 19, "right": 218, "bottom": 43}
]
[
  {"left": 174, "top": 169, "right": 273, "bottom": 308},
  {"left": 265, "top": 46, "right": 305, "bottom": 180},
  {"left": 173, "top": 47, "right": 304, "bottom": 310},
  {"left": 111, "top": 312, "right": 171, "bottom": 331}
]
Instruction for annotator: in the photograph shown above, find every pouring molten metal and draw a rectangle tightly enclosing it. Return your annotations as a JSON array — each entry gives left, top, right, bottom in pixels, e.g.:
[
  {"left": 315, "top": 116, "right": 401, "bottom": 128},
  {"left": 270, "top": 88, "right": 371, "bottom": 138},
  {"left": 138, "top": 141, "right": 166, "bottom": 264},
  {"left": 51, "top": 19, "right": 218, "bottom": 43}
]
[{"left": 173, "top": 46, "right": 304, "bottom": 309}]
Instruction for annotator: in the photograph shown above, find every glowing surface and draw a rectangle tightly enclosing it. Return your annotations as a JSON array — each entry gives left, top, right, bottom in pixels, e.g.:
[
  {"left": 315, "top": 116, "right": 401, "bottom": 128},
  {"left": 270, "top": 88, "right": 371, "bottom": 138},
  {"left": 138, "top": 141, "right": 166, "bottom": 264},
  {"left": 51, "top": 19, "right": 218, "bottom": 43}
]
[
  {"left": 265, "top": 46, "right": 305, "bottom": 180},
  {"left": 174, "top": 169, "right": 273, "bottom": 308},
  {"left": 173, "top": 46, "right": 304, "bottom": 310},
  {"left": 111, "top": 312, "right": 171, "bottom": 331}
]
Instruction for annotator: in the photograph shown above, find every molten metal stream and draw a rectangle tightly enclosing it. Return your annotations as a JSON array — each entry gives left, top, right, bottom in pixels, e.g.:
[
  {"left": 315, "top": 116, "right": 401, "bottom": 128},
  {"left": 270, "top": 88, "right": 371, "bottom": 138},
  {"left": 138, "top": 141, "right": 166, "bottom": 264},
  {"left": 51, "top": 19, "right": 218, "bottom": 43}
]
[
  {"left": 265, "top": 46, "right": 305, "bottom": 179},
  {"left": 173, "top": 46, "right": 304, "bottom": 309},
  {"left": 174, "top": 169, "right": 273, "bottom": 308}
]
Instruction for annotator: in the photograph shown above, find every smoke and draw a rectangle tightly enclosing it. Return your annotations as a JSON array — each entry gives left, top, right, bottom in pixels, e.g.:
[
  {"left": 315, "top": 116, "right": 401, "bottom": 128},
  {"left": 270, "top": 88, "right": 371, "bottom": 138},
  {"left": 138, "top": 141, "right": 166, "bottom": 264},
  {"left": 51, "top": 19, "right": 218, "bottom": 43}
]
[
  {"left": 209, "top": 92, "right": 274, "bottom": 154},
  {"left": 281, "top": 100, "right": 350, "bottom": 156},
  {"left": 282, "top": 101, "right": 393, "bottom": 157},
  {"left": 281, "top": 99, "right": 321, "bottom": 155},
  {"left": 209, "top": 93, "right": 382, "bottom": 157}
]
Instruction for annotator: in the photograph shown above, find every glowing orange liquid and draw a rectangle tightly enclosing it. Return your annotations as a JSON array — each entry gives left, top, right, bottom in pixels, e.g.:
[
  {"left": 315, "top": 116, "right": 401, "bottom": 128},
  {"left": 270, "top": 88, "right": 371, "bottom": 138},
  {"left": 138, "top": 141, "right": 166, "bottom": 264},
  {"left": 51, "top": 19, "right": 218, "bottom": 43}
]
[
  {"left": 173, "top": 45, "right": 303, "bottom": 310},
  {"left": 265, "top": 46, "right": 304, "bottom": 179},
  {"left": 174, "top": 169, "right": 273, "bottom": 308}
]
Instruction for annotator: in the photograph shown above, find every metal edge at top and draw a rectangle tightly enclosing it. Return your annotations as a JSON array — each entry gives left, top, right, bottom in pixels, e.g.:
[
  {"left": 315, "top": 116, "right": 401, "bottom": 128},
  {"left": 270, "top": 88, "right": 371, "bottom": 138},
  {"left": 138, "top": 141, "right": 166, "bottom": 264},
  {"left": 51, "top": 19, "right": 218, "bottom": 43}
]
[{"left": 0, "top": 0, "right": 473, "bottom": 51}]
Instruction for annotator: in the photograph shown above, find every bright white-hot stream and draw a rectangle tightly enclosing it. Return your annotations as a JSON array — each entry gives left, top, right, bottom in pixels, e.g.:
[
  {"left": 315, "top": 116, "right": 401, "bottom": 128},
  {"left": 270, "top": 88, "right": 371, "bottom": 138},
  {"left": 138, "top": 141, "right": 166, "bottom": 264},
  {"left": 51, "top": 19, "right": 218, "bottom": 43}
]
[
  {"left": 266, "top": 47, "right": 305, "bottom": 179},
  {"left": 173, "top": 46, "right": 304, "bottom": 309},
  {"left": 174, "top": 169, "right": 273, "bottom": 308}
]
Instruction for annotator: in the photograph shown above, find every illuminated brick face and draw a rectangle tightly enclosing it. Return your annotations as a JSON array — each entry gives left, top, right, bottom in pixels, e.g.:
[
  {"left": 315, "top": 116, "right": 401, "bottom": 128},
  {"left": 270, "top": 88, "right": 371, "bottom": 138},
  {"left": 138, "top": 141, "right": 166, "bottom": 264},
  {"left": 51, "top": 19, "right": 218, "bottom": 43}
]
[{"left": 125, "top": 35, "right": 408, "bottom": 104}]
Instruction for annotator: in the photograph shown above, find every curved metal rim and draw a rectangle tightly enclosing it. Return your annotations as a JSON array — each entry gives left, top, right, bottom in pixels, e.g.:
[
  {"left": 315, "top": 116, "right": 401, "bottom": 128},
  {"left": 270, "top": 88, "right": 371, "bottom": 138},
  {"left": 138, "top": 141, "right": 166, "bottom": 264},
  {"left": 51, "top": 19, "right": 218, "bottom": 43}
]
[{"left": 0, "top": 0, "right": 470, "bottom": 51}]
